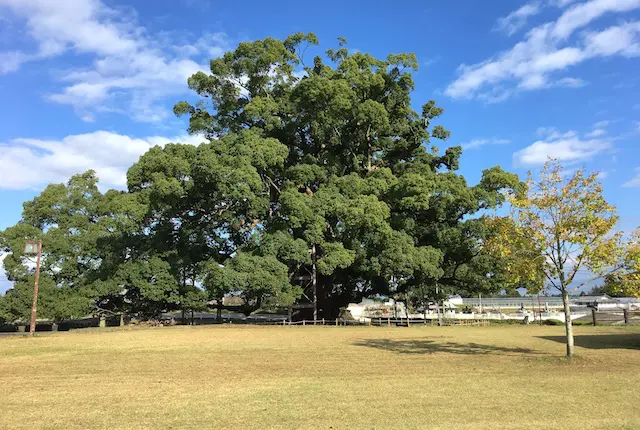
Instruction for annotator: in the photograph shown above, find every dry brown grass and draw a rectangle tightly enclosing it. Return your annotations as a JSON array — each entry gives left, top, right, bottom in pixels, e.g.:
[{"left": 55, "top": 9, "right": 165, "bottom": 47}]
[{"left": 1, "top": 324, "right": 639, "bottom": 430}]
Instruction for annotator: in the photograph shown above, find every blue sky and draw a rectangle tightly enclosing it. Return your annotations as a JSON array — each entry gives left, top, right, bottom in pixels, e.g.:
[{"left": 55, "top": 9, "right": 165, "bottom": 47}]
[{"left": 1, "top": 0, "right": 639, "bottom": 292}]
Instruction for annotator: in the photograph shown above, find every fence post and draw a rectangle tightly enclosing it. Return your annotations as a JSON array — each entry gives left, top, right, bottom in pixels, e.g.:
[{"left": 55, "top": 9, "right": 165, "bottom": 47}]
[
  {"left": 99, "top": 315, "right": 106, "bottom": 328},
  {"left": 623, "top": 309, "right": 629, "bottom": 324},
  {"left": 303, "top": 320, "right": 306, "bottom": 326},
  {"left": 322, "top": 318, "right": 325, "bottom": 325},
  {"left": 591, "top": 308, "right": 597, "bottom": 326},
  {"left": 379, "top": 317, "right": 382, "bottom": 326},
  {"left": 335, "top": 318, "right": 338, "bottom": 326},
  {"left": 387, "top": 317, "right": 390, "bottom": 328}
]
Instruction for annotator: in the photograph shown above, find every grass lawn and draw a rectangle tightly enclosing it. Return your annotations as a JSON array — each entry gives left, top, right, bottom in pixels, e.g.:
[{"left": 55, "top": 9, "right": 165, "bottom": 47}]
[{"left": 1, "top": 324, "right": 639, "bottom": 430}]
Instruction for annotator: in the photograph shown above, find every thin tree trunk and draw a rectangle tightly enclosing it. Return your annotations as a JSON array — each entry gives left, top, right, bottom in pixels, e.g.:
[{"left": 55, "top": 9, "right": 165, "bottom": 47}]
[
  {"left": 312, "top": 244, "right": 317, "bottom": 322},
  {"left": 561, "top": 286, "right": 575, "bottom": 358},
  {"left": 556, "top": 236, "right": 574, "bottom": 358}
]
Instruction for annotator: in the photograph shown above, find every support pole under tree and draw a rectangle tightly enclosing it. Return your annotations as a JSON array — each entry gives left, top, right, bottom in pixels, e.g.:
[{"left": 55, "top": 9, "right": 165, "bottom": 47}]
[
  {"left": 311, "top": 244, "right": 317, "bottom": 323},
  {"left": 591, "top": 308, "right": 597, "bottom": 326},
  {"left": 28, "top": 239, "right": 42, "bottom": 336},
  {"left": 623, "top": 309, "right": 629, "bottom": 324},
  {"left": 435, "top": 284, "right": 443, "bottom": 326}
]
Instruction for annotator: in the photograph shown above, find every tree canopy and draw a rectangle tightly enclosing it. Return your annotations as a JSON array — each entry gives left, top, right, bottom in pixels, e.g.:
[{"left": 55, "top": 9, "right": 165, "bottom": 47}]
[
  {"left": 0, "top": 33, "right": 524, "bottom": 322},
  {"left": 486, "top": 159, "right": 640, "bottom": 357}
]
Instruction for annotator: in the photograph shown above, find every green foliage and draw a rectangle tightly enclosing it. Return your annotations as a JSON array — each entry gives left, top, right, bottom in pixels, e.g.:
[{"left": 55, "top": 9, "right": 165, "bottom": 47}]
[
  {"left": 0, "top": 276, "right": 90, "bottom": 322},
  {"left": 0, "top": 34, "right": 527, "bottom": 320},
  {"left": 0, "top": 172, "right": 108, "bottom": 321},
  {"left": 94, "top": 257, "right": 180, "bottom": 318},
  {"left": 486, "top": 159, "right": 639, "bottom": 357},
  {"left": 487, "top": 160, "right": 635, "bottom": 295},
  {"left": 202, "top": 253, "right": 300, "bottom": 315}
]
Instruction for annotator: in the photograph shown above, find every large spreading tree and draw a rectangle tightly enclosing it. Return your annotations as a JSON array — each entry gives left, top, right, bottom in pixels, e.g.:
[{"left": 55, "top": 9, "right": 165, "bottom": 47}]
[{"left": 0, "top": 33, "right": 524, "bottom": 322}]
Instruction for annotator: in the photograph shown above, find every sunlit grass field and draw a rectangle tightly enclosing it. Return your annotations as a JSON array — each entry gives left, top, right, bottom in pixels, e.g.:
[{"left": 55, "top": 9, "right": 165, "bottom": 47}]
[{"left": 1, "top": 324, "right": 639, "bottom": 430}]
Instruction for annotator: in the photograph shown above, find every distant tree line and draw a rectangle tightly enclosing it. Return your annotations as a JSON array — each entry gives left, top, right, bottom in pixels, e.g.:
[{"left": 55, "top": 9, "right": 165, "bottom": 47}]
[{"left": 1, "top": 33, "right": 542, "bottom": 323}]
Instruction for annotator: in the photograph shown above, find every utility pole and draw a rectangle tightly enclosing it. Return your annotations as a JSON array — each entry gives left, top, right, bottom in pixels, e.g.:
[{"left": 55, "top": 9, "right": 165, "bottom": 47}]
[{"left": 25, "top": 239, "right": 42, "bottom": 336}]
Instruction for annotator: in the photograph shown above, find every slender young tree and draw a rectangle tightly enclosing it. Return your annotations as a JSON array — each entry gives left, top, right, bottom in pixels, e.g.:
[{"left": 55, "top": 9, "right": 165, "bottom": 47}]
[{"left": 487, "top": 159, "right": 639, "bottom": 357}]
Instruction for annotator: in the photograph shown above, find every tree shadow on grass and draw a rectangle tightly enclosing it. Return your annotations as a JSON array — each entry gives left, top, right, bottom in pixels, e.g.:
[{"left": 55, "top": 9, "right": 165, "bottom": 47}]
[
  {"left": 538, "top": 334, "right": 640, "bottom": 350},
  {"left": 353, "top": 338, "right": 540, "bottom": 356}
]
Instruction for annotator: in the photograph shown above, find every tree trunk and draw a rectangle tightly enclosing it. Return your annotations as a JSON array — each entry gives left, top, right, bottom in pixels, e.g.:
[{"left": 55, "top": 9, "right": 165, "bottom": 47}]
[
  {"left": 556, "top": 235, "right": 574, "bottom": 358},
  {"left": 561, "top": 287, "right": 575, "bottom": 358}
]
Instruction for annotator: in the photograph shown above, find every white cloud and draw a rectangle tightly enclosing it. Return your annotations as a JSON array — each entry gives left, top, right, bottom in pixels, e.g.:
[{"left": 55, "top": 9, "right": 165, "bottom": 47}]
[
  {"left": 594, "top": 120, "right": 610, "bottom": 128},
  {"left": 623, "top": 167, "right": 640, "bottom": 187},
  {"left": 585, "top": 128, "right": 606, "bottom": 137},
  {"left": 446, "top": 0, "right": 640, "bottom": 101},
  {"left": 0, "top": 131, "right": 205, "bottom": 191},
  {"left": 551, "top": 0, "right": 579, "bottom": 7},
  {"left": 461, "top": 138, "right": 511, "bottom": 150},
  {"left": 0, "top": 51, "right": 31, "bottom": 74},
  {"left": 583, "top": 21, "right": 640, "bottom": 56},
  {"left": 494, "top": 2, "right": 542, "bottom": 36},
  {"left": 423, "top": 55, "right": 442, "bottom": 67},
  {"left": 0, "top": 0, "right": 231, "bottom": 122},
  {"left": 536, "top": 127, "right": 577, "bottom": 140},
  {"left": 555, "top": 76, "right": 587, "bottom": 87},
  {"left": 513, "top": 129, "right": 612, "bottom": 166}
]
